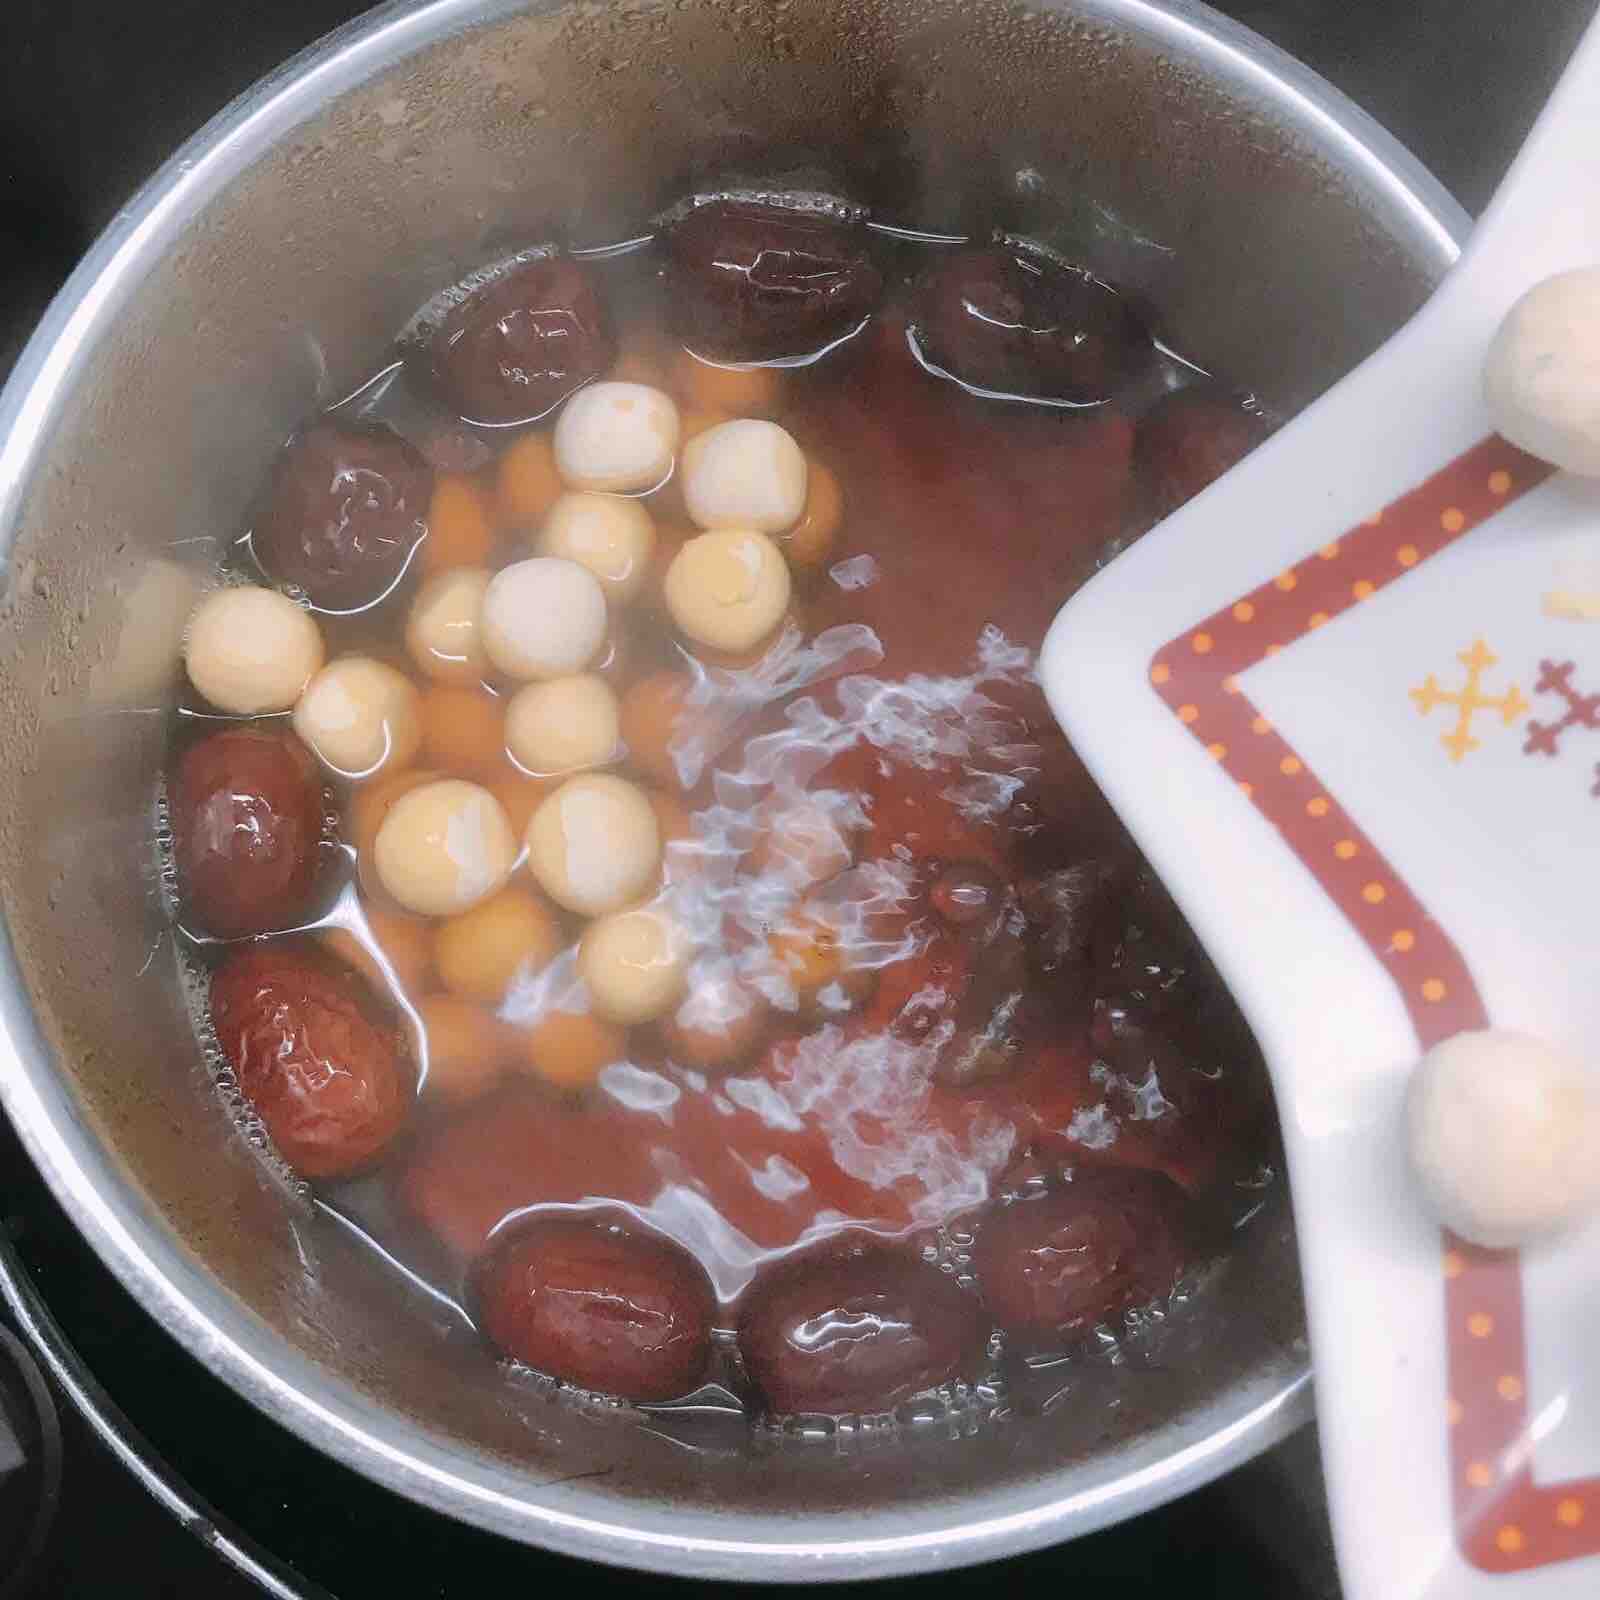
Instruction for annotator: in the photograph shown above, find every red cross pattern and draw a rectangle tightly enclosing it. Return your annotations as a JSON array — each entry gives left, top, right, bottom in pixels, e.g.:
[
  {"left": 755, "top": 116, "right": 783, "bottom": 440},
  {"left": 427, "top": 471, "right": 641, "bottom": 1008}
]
[{"left": 1523, "top": 659, "right": 1600, "bottom": 760}]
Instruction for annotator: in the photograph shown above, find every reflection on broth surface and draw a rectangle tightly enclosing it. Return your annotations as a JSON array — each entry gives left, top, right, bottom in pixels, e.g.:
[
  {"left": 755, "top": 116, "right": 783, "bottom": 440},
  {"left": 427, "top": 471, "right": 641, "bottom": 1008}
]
[{"left": 165, "top": 192, "right": 1276, "bottom": 1427}]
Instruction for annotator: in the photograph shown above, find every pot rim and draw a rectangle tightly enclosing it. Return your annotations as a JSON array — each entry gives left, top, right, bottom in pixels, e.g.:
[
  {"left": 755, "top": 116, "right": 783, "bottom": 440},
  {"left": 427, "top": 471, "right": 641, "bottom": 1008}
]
[{"left": 0, "top": 0, "right": 1469, "bottom": 1579}]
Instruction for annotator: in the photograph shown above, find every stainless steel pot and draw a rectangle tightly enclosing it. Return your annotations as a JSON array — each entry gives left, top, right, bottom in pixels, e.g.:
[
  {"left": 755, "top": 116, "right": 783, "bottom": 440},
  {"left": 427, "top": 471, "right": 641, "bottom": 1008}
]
[{"left": 0, "top": 0, "right": 1465, "bottom": 1579}]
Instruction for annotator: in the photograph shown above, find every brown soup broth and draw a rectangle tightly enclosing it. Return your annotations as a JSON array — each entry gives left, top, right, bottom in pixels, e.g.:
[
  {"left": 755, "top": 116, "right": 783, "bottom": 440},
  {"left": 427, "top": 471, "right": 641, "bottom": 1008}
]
[{"left": 166, "top": 199, "right": 1279, "bottom": 1426}]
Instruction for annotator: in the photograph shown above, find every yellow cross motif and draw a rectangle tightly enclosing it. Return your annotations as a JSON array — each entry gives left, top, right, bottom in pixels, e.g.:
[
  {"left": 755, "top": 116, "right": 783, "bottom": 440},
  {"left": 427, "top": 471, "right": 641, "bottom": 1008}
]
[{"left": 1410, "top": 640, "right": 1530, "bottom": 763}]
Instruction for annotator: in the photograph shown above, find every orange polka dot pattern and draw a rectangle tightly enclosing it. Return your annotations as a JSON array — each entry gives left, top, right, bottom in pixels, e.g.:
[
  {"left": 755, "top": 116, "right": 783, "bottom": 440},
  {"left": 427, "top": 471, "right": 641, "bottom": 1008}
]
[{"left": 1145, "top": 435, "right": 1584, "bottom": 1577}]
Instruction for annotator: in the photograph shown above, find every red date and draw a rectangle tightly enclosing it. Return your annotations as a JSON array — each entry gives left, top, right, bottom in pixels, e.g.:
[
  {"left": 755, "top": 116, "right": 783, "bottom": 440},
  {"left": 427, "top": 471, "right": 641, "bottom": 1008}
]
[
  {"left": 171, "top": 727, "right": 325, "bottom": 938},
  {"left": 1134, "top": 385, "right": 1271, "bottom": 522},
  {"left": 665, "top": 201, "right": 882, "bottom": 362},
  {"left": 475, "top": 1217, "right": 714, "bottom": 1402},
  {"left": 209, "top": 941, "right": 410, "bottom": 1180},
  {"left": 914, "top": 245, "right": 1149, "bottom": 405},
  {"left": 253, "top": 422, "right": 431, "bottom": 611},
  {"left": 973, "top": 1172, "right": 1184, "bottom": 1347},
  {"left": 738, "top": 1245, "right": 984, "bottom": 1415},
  {"left": 430, "top": 256, "right": 614, "bottom": 427}
]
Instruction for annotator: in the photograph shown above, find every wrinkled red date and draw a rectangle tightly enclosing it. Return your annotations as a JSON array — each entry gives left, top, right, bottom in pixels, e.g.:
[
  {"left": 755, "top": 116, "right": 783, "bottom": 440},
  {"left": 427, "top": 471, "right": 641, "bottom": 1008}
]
[
  {"left": 253, "top": 422, "right": 431, "bottom": 610},
  {"left": 475, "top": 1217, "right": 714, "bottom": 1402},
  {"left": 738, "top": 1246, "right": 985, "bottom": 1415},
  {"left": 973, "top": 1172, "right": 1185, "bottom": 1347},
  {"left": 1134, "top": 385, "right": 1271, "bottom": 522},
  {"left": 666, "top": 201, "right": 882, "bottom": 362},
  {"left": 171, "top": 727, "right": 325, "bottom": 938},
  {"left": 914, "top": 246, "right": 1149, "bottom": 405},
  {"left": 209, "top": 941, "right": 410, "bottom": 1180},
  {"left": 430, "top": 255, "right": 614, "bottom": 426}
]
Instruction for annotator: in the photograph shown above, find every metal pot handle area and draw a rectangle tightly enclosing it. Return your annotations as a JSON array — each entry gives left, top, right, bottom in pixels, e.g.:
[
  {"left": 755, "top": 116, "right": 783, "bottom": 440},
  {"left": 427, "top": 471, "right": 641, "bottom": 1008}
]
[{"left": 0, "top": 1232, "right": 331, "bottom": 1600}]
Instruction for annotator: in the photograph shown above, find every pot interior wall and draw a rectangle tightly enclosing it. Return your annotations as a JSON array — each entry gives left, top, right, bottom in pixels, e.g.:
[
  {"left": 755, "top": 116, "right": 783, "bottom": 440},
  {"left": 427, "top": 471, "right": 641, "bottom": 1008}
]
[{"left": 0, "top": 0, "right": 1447, "bottom": 1559}]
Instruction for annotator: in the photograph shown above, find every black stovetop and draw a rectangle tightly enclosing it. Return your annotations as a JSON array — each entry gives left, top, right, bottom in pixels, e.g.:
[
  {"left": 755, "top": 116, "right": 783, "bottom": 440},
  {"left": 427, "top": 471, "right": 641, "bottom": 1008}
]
[{"left": 0, "top": 2, "right": 1593, "bottom": 1594}]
